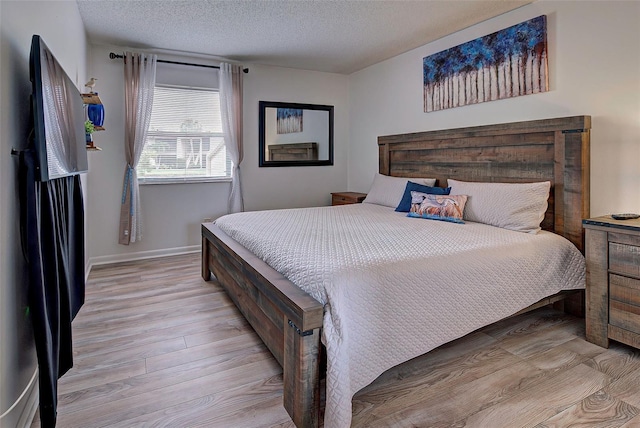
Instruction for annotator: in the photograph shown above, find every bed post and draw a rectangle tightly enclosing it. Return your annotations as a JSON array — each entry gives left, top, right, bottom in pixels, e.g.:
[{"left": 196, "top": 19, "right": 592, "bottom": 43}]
[
  {"left": 379, "top": 142, "right": 390, "bottom": 175},
  {"left": 553, "top": 122, "right": 590, "bottom": 254},
  {"left": 201, "top": 235, "right": 211, "bottom": 281},
  {"left": 283, "top": 320, "right": 321, "bottom": 428},
  {"left": 553, "top": 119, "right": 590, "bottom": 316}
]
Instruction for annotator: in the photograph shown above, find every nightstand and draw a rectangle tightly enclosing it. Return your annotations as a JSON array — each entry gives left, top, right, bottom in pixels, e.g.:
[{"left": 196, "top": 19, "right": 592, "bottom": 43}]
[
  {"left": 331, "top": 192, "right": 367, "bottom": 206},
  {"left": 583, "top": 215, "right": 640, "bottom": 350}
]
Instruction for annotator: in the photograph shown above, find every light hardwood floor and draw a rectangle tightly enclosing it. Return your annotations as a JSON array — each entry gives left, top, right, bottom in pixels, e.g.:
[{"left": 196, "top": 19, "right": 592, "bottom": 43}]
[{"left": 32, "top": 253, "right": 640, "bottom": 427}]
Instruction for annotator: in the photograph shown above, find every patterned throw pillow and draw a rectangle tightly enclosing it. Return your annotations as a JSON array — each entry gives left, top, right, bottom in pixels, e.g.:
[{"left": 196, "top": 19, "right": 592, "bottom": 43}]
[{"left": 407, "top": 192, "right": 468, "bottom": 223}]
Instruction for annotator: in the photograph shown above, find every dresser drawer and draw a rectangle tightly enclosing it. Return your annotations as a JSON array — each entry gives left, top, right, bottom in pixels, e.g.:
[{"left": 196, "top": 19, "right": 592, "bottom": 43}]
[
  {"left": 609, "top": 274, "right": 640, "bottom": 335},
  {"left": 610, "top": 299, "right": 640, "bottom": 333},
  {"left": 331, "top": 192, "right": 366, "bottom": 206},
  {"left": 610, "top": 274, "right": 640, "bottom": 306},
  {"left": 609, "top": 242, "right": 640, "bottom": 278},
  {"left": 332, "top": 195, "right": 352, "bottom": 205}
]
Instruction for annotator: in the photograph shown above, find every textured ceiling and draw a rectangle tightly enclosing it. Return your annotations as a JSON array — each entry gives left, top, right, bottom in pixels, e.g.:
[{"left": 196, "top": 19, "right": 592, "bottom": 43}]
[{"left": 77, "top": 0, "right": 533, "bottom": 74}]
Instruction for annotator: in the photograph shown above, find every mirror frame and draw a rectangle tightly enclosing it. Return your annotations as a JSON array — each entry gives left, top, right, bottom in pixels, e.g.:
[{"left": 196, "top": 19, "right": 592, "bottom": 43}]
[{"left": 258, "top": 101, "right": 334, "bottom": 167}]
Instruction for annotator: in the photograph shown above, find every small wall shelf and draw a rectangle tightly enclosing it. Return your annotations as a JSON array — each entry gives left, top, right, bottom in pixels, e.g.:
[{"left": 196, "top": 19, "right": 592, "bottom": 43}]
[{"left": 82, "top": 93, "right": 102, "bottom": 105}]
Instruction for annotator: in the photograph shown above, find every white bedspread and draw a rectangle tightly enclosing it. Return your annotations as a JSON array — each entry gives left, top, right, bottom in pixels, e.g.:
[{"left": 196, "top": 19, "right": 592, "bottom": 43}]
[{"left": 215, "top": 203, "right": 585, "bottom": 427}]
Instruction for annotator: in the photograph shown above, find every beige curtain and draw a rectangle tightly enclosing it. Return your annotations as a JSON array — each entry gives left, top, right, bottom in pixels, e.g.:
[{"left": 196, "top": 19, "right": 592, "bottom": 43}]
[
  {"left": 119, "top": 52, "right": 156, "bottom": 244},
  {"left": 219, "top": 63, "right": 244, "bottom": 213}
]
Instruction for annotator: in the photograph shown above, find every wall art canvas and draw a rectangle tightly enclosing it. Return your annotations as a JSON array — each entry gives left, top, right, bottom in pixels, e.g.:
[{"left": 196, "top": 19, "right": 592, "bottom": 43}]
[
  {"left": 277, "top": 108, "right": 303, "bottom": 134},
  {"left": 423, "top": 15, "right": 548, "bottom": 112}
]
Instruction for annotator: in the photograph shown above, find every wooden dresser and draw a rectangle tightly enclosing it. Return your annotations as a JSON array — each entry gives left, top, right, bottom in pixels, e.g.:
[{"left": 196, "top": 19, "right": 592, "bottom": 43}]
[
  {"left": 331, "top": 192, "right": 367, "bottom": 206},
  {"left": 584, "top": 215, "right": 640, "bottom": 350}
]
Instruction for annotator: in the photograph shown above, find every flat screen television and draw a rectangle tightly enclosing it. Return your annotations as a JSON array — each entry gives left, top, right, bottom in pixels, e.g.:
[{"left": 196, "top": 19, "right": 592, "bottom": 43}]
[{"left": 30, "top": 34, "right": 88, "bottom": 181}]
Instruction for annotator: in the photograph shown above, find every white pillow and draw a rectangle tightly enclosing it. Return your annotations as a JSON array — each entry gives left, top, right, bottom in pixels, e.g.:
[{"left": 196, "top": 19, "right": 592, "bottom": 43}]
[
  {"left": 448, "top": 179, "right": 551, "bottom": 233},
  {"left": 363, "top": 173, "right": 437, "bottom": 208}
]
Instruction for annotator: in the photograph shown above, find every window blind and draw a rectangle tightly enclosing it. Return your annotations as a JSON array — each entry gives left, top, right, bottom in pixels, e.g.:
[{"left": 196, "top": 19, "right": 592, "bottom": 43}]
[{"left": 138, "top": 85, "right": 230, "bottom": 182}]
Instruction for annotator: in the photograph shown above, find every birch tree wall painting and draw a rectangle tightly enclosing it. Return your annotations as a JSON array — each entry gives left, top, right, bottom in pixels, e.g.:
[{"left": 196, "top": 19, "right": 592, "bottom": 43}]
[
  {"left": 423, "top": 15, "right": 548, "bottom": 112},
  {"left": 277, "top": 108, "right": 303, "bottom": 134}
]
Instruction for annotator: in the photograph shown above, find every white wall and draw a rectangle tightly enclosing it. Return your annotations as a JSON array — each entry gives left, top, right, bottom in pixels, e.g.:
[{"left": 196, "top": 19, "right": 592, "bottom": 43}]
[
  {"left": 86, "top": 49, "right": 349, "bottom": 262},
  {"left": 348, "top": 0, "right": 640, "bottom": 217},
  {"left": 243, "top": 64, "right": 349, "bottom": 211},
  {"left": 0, "top": 1, "right": 88, "bottom": 426}
]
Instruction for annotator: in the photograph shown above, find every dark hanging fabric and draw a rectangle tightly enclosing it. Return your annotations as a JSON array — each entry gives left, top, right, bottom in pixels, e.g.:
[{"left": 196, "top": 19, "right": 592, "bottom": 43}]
[{"left": 19, "top": 149, "right": 85, "bottom": 427}]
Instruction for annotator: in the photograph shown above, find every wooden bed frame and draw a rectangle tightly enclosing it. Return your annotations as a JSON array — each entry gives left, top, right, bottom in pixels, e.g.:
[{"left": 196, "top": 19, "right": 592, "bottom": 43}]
[{"left": 201, "top": 115, "right": 591, "bottom": 427}]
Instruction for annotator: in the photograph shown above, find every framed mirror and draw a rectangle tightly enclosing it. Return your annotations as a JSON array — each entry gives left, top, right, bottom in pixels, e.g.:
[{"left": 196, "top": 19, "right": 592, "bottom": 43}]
[{"left": 259, "top": 101, "right": 334, "bottom": 167}]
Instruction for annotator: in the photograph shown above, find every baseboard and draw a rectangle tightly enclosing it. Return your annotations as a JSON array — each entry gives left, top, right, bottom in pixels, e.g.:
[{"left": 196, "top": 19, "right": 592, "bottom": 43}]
[
  {"left": 85, "top": 257, "right": 92, "bottom": 282},
  {"left": 89, "top": 245, "right": 200, "bottom": 267},
  {"left": 17, "top": 378, "right": 38, "bottom": 428},
  {"left": 0, "top": 368, "right": 39, "bottom": 428}
]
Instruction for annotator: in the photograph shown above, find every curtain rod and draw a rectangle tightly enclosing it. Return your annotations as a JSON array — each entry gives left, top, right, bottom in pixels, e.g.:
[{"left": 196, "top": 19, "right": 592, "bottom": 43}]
[{"left": 108, "top": 53, "right": 249, "bottom": 73}]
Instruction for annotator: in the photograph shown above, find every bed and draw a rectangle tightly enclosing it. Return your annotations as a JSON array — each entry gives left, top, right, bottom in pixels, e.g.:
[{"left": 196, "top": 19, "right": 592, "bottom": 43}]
[{"left": 201, "top": 115, "right": 591, "bottom": 427}]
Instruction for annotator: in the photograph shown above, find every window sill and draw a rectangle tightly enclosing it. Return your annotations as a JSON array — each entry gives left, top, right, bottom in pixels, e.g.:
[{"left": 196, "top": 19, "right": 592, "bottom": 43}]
[{"left": 138, "top": 177, "right": 232, "bottom": 185}]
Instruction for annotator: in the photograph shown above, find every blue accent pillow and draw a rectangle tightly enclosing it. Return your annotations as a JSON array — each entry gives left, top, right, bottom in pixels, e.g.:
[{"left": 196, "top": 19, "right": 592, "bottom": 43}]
[{"left": 395, "top": 181, "right": 450, "bottom": 212}]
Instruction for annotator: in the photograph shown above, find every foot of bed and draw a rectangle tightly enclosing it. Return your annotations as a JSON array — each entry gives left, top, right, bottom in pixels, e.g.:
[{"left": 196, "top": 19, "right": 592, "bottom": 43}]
[{"left": 283, "top": 319, "right": 321, "bottom": 428}]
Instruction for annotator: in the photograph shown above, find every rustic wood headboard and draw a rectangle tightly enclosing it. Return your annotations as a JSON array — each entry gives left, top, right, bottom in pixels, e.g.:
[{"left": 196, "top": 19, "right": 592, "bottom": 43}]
[{"left": 378, "top": 116, "right": 591, "bottom": 251}]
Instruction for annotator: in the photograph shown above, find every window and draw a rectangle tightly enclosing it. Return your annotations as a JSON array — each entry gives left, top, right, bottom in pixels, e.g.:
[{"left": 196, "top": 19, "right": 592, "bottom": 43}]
[{"left": 138, "top": 85, "right": 230, "bottom": 183}]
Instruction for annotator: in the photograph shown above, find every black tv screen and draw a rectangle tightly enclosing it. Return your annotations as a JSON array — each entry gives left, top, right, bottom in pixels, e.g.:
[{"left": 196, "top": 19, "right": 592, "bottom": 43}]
[{"left": 30, "top": 35, "right": 88, "bottom": 181}]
